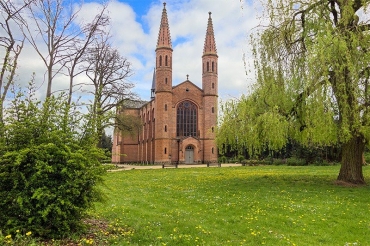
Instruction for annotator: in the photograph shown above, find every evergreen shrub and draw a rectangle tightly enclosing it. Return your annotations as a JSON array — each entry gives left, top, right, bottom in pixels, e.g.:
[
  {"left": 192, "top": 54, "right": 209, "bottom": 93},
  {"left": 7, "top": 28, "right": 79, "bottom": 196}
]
[{"left": 0, "top": 90, "right": 105, "bottom": 238}]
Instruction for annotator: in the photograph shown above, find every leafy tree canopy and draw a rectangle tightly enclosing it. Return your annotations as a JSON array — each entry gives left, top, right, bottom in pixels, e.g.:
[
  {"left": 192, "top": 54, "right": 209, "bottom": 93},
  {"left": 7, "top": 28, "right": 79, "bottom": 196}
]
[{"left": 218, "top": 0, "right": 370, "bottom": 184}]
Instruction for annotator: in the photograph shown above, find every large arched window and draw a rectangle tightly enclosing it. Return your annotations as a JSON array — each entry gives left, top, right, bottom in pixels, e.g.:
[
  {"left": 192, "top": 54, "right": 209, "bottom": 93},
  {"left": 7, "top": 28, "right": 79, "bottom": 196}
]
[{"left": 177, "top": 100, "right": 197, "bottom": 137}]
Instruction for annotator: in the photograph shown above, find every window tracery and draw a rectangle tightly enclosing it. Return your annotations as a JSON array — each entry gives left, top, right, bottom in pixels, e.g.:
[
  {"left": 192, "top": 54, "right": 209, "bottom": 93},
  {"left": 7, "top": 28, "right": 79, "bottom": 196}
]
[{"left": 177, "top": 100, "right": 197, "bottom": 137}]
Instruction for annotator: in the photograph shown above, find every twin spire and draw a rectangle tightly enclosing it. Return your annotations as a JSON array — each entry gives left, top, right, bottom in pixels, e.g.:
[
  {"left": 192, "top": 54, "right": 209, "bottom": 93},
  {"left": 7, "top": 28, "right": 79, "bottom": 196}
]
[
  {"left": 156, "top": 2, "right": 217, "bottom": 55},
  {"left": 203, "top": 12, "right": 217, "bottom": 55},
  {"left": 156, "top": 3, "right": 172, "bottom": 49}
]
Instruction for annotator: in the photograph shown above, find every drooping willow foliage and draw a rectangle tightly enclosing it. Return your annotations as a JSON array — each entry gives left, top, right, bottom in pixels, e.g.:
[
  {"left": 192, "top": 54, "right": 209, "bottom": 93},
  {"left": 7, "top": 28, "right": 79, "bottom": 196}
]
[{"left": 218, "top": 0, "right": 370, "bottom": 184}]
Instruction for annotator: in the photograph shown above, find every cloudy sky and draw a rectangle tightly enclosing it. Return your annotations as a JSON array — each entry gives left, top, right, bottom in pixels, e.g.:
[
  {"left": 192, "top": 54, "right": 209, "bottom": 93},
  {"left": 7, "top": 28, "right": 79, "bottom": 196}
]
[
  {"left": 3, "top": 0, "right": 261, "bottom": 102},
  {"left": 83, "top": 0, "right": 260, "bottom": 101}
]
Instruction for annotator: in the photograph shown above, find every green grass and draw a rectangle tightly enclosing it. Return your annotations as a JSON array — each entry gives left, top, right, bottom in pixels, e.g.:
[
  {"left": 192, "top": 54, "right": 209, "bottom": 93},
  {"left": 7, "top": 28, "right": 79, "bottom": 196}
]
[{"left": 92, "top": 166, "right": 370, "bottom": 245}]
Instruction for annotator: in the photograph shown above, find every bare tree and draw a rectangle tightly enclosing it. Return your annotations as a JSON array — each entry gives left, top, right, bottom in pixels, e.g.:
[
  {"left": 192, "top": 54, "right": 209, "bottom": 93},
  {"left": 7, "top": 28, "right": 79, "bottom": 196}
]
[
  {"left": 0, "top": 0, "right": 34, "bottom": 125},
  {"left": 84, "top": 34, "right": 136, "bottom": 140},
  {"left": 21, "top": 0, "right": 81, "bottom": 98},
  {"left": 63, "top": 6, "right": 110, "bottom": 106}
]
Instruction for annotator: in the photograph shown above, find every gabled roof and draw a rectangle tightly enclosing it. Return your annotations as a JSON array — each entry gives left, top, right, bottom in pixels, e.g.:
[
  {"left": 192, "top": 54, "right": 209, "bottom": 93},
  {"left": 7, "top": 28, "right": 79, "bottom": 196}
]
[
  {"left": 121, "top": 100, "right": 148, "bottom": 109},
  {"left": 172, "top": 80, "right": 203, "bottom": 92}
]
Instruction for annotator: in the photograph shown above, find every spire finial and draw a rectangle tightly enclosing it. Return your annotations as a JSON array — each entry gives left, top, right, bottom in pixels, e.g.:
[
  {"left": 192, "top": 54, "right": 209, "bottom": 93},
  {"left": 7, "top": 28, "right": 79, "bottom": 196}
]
[
  {"left": 186, "top": 74, "right": 189, "bottom": 80},
  {"left": 203, "top": 12, "right": 217, "bottom": 55},
  {"left": 156, "top": 2, "right": 172, "bottom": 48}
]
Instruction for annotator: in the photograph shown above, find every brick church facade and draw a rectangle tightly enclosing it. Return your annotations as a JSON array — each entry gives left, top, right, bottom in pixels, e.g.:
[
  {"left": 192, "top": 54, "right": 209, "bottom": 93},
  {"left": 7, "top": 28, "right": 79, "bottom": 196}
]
[{"left": 112, "top": 3, "right": 218, "bottom": 164}]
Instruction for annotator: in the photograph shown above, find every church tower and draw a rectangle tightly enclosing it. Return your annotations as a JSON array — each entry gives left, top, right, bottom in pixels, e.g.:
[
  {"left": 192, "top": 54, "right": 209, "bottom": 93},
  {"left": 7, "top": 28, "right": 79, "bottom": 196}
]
[
  {"left": 202, "top": 12, "right": 218, "bottom": 163},
  {"left": 112, "top": 4, "right": 219, "bottom": 165},
  {"left": 154, "top": 2, "right": 173, "bottom": 163}
]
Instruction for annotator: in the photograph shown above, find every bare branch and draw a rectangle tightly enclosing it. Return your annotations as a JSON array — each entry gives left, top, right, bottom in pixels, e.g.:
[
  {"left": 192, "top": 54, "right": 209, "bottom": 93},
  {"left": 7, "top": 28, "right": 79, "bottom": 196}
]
[
  {"left": 20, "top": 0, "right": 83, "bottom": 98},
  {"left": 0, "top": 0, "right": 32, "bottom": 125}
]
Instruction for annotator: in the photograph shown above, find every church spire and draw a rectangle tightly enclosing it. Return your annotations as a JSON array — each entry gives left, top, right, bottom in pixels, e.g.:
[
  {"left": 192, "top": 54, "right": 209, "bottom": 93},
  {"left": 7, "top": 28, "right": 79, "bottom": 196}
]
[
  {"left": 151, "top": 68, "right": 155, "bottom": 99},
  {"left": 156, "top": 2, "right": 172, "bottom": 49},
  {"left": 203, "top": 12, "right": 217, "bottom": 55}
]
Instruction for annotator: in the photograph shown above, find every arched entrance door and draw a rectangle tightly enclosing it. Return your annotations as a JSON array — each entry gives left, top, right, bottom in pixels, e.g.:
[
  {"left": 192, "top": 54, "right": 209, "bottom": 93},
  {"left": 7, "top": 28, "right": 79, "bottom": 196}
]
[{"left": 185, "top": 145, "right": 194, "bottom": 164}]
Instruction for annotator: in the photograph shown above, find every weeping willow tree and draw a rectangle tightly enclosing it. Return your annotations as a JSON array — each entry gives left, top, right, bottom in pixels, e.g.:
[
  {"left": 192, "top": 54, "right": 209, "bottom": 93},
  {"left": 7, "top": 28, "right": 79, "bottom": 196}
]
[{"left": 218, "top": 0, "right": 370, "bottom": 184}]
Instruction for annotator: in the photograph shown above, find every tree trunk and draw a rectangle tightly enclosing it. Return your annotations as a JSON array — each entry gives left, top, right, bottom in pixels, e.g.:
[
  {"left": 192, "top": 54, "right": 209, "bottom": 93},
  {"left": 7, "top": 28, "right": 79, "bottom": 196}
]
[
  {"left": 337, "top": 136, "right": 366, "bottom": 185},
  {"left": 46, "top": 63, "right": 53, "bottom": 98}
]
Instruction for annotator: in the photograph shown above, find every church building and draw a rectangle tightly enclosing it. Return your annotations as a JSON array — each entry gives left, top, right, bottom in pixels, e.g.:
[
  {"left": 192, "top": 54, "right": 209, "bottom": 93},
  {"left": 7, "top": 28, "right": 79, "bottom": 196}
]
[{"left": 112, "top": 3, "right": 218, "bottom": 164}]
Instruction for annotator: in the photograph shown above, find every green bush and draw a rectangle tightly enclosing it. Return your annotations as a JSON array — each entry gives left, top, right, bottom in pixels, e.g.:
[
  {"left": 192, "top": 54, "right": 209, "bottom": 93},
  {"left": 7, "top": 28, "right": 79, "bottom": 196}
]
[
  {"left": 237, "top": 155, "right": 244, "bottom": 163},
  {"left": 286, "top": 157, "right": 307, "bottom": 166},
  {"left": 364, "top": 151, "right": 370, "bottom": 164},
  {"left": 264, "top": 156, "right": 274, "bottom": 165},
  {"left": 245, "top": 159, "right": 258, "bottom": 166},
  {"left": 0, "top": 143, "right": 105, "bottom": 238},
  {"left": 273, "top": 158, "right": 286, "bottom": 165},
  {"left": 0, "top": 90, "right": 105, "bottom": 238},
  {"left": 218, "top": 156, "right": 227, "bottom": 163}
]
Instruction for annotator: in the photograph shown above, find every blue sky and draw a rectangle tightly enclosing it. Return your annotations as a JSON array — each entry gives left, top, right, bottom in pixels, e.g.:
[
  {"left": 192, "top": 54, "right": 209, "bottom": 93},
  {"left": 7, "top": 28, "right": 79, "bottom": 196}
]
[
  {"left": 75, "top": 0, "right": 261, "bottom": 101},
  {"left": 4, "top": 0, "right": 261, "bottom": 101},
  {"left": 124, "top": 0, "right": 155, "bottom": 20}
]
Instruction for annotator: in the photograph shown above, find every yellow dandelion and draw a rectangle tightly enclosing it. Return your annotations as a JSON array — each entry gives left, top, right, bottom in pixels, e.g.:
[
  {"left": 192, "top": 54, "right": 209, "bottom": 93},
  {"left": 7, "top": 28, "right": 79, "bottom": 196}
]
[
  {"left": 26, "top": 231, "right": 32, "bottom": 236},
  {"left": 5, "top": 235, "right": 11, "bottom": 239}
]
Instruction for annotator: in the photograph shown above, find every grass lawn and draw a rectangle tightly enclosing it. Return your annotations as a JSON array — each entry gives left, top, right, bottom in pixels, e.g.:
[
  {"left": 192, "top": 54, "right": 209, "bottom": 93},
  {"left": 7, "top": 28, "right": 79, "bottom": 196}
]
[{"left": 91, "top": 165, "right": 370, "bottom": 245}]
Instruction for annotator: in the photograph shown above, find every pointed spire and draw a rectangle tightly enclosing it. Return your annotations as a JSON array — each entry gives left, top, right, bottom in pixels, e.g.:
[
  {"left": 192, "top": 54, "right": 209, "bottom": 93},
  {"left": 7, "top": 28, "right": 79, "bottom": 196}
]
[
  {"left": 151, "top": 68, "right": 156, "bottom": 90},
  {"left": 203, "top": 12, "right": 217, "bottom": 55},
  {"left": 151, "top": 68, "right": 156, "bottom": 99},
  {"left": 156, "top": 2, "right": 172, "bottom": 49}
]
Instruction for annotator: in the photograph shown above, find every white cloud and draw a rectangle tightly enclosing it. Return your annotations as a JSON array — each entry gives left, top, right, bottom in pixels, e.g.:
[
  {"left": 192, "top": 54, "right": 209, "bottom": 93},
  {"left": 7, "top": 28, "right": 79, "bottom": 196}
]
[
  {"left": 1, "top": 0, "right": 259, "bottom": 102},
  {"left": 121, "top": 0, "right": 260, "bottom": 100}
]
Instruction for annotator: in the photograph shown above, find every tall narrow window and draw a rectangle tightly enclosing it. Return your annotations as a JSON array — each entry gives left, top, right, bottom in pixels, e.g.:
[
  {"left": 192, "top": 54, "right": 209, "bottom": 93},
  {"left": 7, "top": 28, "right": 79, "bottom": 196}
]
[
  {"left": 212, "top": 83, "right": 214, "bottom": 89},
  {"left": 177, "top": 100, "right": 197, "bottom": 137},
  {"left": 165, "top": 78, "right": 168, "bottom": 84},
  {"left": 212, "top": 61, "right": 214, "bottom": 72},
  {"left": 212, "top": 147, "right": 214, "bottom": 154},
  {"left": 207, "top": 62, "right": 209, "bottom": 72},
  {"left": 165, "top": 104, "right": 167, "bottom": 111},
  {"left": 165, "top": 55, "right": 168, "bottom": 66},
  {"left": 159, "top": 56, "right": 162, "bottom": 66},
  {"left": 212, "top": 107, "right": 214, "bottom": 113},
  {"left": 165, "top": 125, "right": 167, "bottom": 132},
  {"left": 164, "top": 148, "right": 167, "bottom": 154}
]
